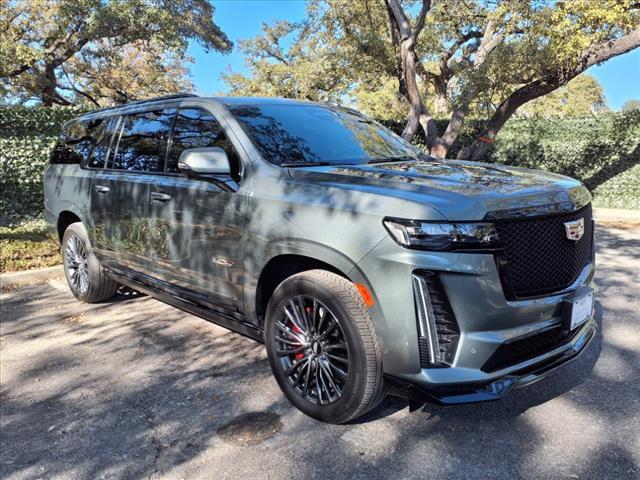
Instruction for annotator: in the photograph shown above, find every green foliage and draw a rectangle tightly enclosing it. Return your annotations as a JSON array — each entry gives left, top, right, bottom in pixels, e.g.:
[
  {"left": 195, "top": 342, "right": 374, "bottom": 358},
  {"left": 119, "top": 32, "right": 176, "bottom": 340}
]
[
  {"left": 0, "top": 106, "right": 86, "bottom": 225},
  {"left": 592, "top": 164, "right": 640, "bottom": 209},
  {"left": 0, "top": 107, "right": 637, "bottom": 228},
  {"left": 385, "top": 111, "right": 640, "bottom": 208}
]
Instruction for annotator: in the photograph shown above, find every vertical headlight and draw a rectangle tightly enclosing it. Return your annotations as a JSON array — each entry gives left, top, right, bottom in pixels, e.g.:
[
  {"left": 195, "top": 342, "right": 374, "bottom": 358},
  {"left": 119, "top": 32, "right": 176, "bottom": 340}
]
[{"left": 383, "top": 218, "right": 499, "bottom": 250}]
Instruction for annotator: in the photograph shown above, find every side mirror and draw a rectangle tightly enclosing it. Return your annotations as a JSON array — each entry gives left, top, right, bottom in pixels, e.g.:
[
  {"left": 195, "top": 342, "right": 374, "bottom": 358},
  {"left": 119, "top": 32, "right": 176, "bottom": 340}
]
[{"left": 178, "top": 147, "right": 231, "bottom": 176}]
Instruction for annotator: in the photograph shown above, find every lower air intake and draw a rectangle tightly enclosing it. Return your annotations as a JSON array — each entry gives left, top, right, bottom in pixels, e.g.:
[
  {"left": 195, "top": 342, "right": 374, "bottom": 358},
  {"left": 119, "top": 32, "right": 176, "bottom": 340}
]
[{"left": 412, "top": 271, "right": 460, "bottom": 367}]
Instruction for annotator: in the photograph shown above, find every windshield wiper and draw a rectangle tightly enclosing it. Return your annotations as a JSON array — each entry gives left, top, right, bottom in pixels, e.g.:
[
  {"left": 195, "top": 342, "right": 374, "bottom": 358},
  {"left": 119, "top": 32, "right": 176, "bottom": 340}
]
[{"left": 367, "top": 156, "right": 417, "bottom": 164}]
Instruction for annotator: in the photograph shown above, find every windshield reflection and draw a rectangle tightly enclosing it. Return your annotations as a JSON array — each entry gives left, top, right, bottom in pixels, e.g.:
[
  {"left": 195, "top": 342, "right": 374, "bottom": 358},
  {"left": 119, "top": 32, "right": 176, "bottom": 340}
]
[{"left": 228, "top": 104, "right": 419, "bottom": 166}]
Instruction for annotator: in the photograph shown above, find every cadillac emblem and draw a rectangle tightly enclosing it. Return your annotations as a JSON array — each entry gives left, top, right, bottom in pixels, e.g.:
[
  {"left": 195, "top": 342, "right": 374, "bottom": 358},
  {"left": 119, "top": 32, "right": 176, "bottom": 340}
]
[{"left": 564, "top": 218, "right": 585, "bottom": 241}]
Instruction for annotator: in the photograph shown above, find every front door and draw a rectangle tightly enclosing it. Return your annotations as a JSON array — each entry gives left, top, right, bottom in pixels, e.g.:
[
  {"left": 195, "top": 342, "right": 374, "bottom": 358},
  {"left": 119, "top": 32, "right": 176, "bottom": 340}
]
[{"left": 147, "top": 107, "right": 248, "bottom": 312}]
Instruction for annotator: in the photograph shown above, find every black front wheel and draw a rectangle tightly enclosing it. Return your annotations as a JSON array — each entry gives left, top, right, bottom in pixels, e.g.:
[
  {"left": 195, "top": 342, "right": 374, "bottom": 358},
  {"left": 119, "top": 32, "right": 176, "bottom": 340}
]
[{"left": 265, "top": 270, "right": 384, "bottom": 423}]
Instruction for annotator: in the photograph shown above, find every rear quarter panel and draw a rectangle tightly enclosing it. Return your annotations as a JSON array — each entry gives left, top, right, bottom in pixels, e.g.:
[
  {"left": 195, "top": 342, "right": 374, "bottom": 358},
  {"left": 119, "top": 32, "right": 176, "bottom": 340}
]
[{"left": 43, "top": 164, "right": 93, "bottom": 242}]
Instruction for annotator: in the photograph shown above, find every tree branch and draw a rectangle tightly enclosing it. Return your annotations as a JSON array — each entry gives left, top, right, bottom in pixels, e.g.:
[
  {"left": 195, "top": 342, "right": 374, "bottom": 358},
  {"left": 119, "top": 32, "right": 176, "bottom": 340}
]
[
  {"left": 412, "top": 0, "right": 431, "bottom": 40},
  {"left": 386, "top": 0, "right": 412, "bottom": 40},
  {"left": 458, "top": 27, "right": 640, "bottom": 161},
  {"left": 579, "top": 27, "right": 640, "bottom": 73}
]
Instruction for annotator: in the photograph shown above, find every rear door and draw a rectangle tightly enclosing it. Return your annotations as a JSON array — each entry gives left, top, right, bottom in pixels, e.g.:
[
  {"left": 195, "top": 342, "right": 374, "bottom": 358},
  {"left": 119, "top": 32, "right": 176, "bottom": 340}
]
[
  {"left": 90, "top": 108, "right": 175, "bottom": 273},
  {"left": 146, "top": 106, "right": 249, "bottom": 312}
]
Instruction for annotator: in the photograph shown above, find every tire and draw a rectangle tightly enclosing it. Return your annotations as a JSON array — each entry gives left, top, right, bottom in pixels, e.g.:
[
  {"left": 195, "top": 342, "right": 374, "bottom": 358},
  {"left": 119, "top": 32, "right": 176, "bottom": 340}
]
[
  {"left": 61, "top": 222, "right": 118, "bottom": 303},
  {"left": 265, "top": 269, "right": 384, "bottom": 424}
]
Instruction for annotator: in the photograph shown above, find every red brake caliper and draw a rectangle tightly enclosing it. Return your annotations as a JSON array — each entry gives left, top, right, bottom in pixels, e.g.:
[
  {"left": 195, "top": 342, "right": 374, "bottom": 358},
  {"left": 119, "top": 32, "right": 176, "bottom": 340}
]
[{"left": 292, "top": 318, "right": 305, "bottom": 360}]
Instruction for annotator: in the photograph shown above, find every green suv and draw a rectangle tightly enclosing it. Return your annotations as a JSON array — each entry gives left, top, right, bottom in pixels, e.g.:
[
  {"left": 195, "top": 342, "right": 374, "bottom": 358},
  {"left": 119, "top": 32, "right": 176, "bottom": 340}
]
[{"left": 44, "top": 94, "right": 596, "bottom": 423}]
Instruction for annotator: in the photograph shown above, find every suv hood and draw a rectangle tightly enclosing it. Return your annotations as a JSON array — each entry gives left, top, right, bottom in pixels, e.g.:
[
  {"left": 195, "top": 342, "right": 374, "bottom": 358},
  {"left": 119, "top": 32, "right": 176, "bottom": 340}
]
[{"left": 288, "top": 159, "right": 590, "bottom": 220}]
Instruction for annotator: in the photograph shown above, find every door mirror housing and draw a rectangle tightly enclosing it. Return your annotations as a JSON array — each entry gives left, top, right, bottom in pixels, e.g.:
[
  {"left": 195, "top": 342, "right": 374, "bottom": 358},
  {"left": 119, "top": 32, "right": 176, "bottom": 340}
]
[{"left": 178, "top": 147, "right": 231, "bottom": 177}]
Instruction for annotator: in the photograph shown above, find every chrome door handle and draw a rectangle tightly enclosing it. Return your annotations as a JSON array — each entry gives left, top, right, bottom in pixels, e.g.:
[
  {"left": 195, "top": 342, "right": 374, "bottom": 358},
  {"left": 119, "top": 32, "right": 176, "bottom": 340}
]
[
  {"left": 94, "top": 185, "right": 110, "bottom": 194},
  {"left": 151, "top": 192, "right": 172, "bottom": 202}
]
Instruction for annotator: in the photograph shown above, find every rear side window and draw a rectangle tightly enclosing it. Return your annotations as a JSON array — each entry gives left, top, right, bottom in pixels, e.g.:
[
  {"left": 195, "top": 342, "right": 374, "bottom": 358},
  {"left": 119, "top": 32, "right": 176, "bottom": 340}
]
[
  {"left": 167, "top": 108, "right": 241, "bottom": 179},
  {"left": 50, "top": 119, "right": 105, "bottom": 165},
  {"left": 88, "top": 117, "right": 118, "bottom": 168},
  {"left": 108, "top": 109, "right": 174, "bottom": 172}
]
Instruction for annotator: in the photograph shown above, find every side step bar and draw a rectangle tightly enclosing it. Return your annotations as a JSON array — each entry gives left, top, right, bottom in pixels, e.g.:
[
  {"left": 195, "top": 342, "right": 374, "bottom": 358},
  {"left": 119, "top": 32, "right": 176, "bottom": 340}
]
[{"left": 107, "top": 271, "right": 264, "bottom": 344}]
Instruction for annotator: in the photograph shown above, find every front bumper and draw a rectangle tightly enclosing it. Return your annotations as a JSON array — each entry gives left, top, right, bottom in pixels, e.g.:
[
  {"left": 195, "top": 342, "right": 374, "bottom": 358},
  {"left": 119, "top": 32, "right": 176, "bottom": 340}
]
[
  {"left": 351, "top": 235, "right": 596, "bottom": 400},
  {"left": 387, "top": 317, "right": 596, "bottom": 404}
]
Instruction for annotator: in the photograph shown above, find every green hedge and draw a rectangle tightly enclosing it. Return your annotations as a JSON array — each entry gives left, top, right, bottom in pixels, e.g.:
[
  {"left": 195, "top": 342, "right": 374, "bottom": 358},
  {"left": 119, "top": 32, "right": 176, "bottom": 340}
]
[
  {"left": 0, "top": 106, "right": 87, "bottom": 225},
  {"left": 1, "top": 106, "right": 638, "bottom": 226},
  {"left": 381, "top": 112, "right": 640, "bottom": 210}
]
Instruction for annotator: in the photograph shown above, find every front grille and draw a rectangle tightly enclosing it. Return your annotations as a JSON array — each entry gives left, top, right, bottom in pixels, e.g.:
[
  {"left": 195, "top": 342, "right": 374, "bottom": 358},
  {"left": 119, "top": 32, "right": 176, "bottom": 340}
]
[
  {"left": 494, "top": 204, "right": 594, "bottom": 299},
  {"left": 482, "top": 323, "right": 581, "bottom": 373}
]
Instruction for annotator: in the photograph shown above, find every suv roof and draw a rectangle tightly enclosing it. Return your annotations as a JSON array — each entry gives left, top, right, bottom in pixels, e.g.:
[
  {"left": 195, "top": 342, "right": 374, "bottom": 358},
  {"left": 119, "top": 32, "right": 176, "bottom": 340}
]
[
  {"left": 82, "top": 93, "right": 199, "bottom": 116},
  {"left": 72, "top": 94, "right": 351, "bottom": 125}
]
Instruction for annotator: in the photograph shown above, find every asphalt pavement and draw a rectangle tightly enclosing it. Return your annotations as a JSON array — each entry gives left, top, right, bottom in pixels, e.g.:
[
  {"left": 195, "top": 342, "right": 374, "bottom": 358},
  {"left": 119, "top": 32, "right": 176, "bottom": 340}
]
[{"left": 1, "top": 227, "right": 639, "bottom": 480}]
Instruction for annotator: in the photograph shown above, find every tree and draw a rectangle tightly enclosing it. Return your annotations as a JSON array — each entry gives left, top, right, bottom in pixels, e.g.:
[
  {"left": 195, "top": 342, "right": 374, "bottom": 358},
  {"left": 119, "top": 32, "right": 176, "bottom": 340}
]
[
  {"left": 621, "top": 99, "right": 640, "bottom": 111},
  {"left": 515, "top": 74, "right": 608, "bottom": 118},
  {"left": 227, "top": 0, "right": 640, "bottom": 160},
  {"left": 0, "top": 0, "right": 231, "bottom": 106},
  {"left": 60, "top": 40, "right": 194, "bottom": 107},
  {"left": 222, "top": 19, "right": 350, "bottom": 101}
]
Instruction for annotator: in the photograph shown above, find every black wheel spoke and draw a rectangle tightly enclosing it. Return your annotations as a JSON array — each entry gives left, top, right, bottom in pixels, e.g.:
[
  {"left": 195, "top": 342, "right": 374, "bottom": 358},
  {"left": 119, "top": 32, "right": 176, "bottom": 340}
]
[
  {"left": 302, "top": 359, "right": 314, "bottom": 398},
  {"left": 311, "top": 299, "right": 319, "bottom": 333},
  {"left": 319, "top": 317, "right": 338, "bottom": 339},
  {"left": 320, "top": 362, "right": 341, "bottom": 399},
  {"left": 292, "top": 360, "right": 309, "bottom": 388},
  {"left": 276, "top": 322, "right": 307, "bottom": 344},
  {"left": 326, "top": 353, "right": 348, "bottom": 364},
  {"left": 327, "top": 360, "right": 348, "bottom": 380},
  {"left": 296, "top": 296, "right": 313, "bottom": 334},
  {"left": 276, "top": 345, "right": 306, "bottom": 356},
  {"left": 275, "top": 335, "right": 303, "bottom": 346},
  {"left": 285, "top": 357, "right": 309, "bottom": 376},
  {"left": 316, "top": 307, "right": 329, "bottom": 334},
  {"left": 285, "top": 301, "right": 308, "bottom": 336},
  {"left": 275, "top": 321, "right": 307, "bottom": 344},
  {"left": 315, "top": 363, "right": 324, "bottom": 404}
]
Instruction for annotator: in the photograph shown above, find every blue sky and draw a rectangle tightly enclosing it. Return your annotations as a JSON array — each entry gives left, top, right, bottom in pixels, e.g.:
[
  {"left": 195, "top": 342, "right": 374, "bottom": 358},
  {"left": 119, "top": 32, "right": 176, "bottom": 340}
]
[{"left": 188, "top": 0, "right": 640, "bottom": 110}]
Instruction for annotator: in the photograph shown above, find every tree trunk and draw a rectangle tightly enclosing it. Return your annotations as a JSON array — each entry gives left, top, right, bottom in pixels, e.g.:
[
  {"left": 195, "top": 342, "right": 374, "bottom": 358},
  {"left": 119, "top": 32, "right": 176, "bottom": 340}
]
[
  {"left": 397, "top": 35, "right": 437, "bottom": 147},
  {"left": 41, "top": 63, "right": 73, "bottom": 107},
  {"left": 41, "top": 64, "right": 58, "bottom": 107},
  {"left": 458, "top": 80, "right": 556, "bottom": 160},
  {"left": 433, "top": 76, "right": 448, "bottom": 115},
  {"left": 385, "top": 0, "right": 436, "bottom": 148},
  {"left": 430, "top": 106, "right": 467, "bottom": 158}
]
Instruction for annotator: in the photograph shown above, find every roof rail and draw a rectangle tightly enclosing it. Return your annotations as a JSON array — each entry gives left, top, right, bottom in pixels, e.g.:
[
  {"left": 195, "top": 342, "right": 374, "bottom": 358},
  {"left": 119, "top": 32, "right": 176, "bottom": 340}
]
[{"left": 83, "top": 93, "right": 199, "bottom": 116}]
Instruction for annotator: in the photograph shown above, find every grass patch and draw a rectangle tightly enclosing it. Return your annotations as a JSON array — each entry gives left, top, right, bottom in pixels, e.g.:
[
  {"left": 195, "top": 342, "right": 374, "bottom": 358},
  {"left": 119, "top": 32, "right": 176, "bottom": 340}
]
[{"left": 0, "top": 220, "right": 61, "bottom": 273}]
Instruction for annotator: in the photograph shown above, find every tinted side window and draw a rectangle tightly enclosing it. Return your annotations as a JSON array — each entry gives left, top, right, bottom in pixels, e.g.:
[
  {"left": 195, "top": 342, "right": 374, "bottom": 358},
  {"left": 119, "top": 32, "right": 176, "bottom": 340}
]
[
  {"left": 108, "top": 109, "right": 174, "bottom": 172},
  {"left": 88, "top": 117, "right": 118, "bottom": 168},
  {"left": 51, "top": 119, "right": 105, "bottom": 165},
  {"left": 167, "top": 108, "right": 241, "bottom": 179}
]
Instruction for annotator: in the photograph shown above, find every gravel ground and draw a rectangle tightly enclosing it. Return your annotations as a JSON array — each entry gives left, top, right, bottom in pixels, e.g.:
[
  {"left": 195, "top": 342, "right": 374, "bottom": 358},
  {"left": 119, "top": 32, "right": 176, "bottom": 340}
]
[{"left": 1, "top": 227, "right": 639, "bottom": 480}]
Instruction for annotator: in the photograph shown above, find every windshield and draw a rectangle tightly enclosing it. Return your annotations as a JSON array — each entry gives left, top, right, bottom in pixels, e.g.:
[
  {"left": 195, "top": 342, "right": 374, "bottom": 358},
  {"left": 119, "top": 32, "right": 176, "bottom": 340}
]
[{"left": 228, "top": 103, "right": 420, "bottom": 166}]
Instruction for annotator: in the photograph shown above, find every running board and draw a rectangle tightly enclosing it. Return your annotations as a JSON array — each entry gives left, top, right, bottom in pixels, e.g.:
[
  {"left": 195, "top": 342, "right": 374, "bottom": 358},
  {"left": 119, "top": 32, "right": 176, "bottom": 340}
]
[{"left": 106, "top": 271, "right": 264, "bottom": 343}]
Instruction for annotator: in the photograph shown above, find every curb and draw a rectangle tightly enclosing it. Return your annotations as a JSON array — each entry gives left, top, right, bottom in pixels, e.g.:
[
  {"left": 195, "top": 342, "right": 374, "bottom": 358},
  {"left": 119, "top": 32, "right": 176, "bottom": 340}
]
[
  {"left": 0, "top": 265, "right": 64, "bottom": 290},
  {"left": 593, "top": 207, "right": 640, "bottom": 221},
  {"left": 594, "top": 208, "right": 640, "bottom": 229}
]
